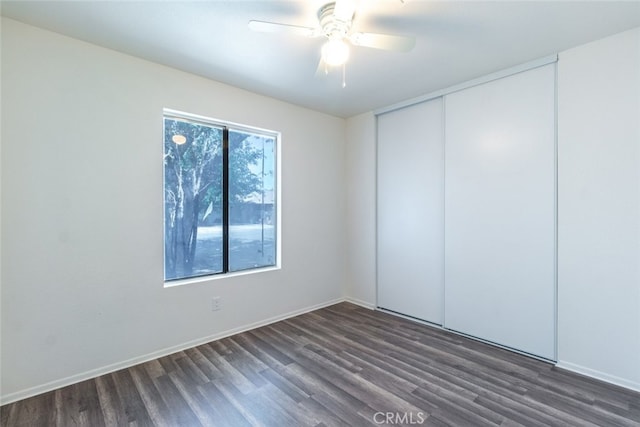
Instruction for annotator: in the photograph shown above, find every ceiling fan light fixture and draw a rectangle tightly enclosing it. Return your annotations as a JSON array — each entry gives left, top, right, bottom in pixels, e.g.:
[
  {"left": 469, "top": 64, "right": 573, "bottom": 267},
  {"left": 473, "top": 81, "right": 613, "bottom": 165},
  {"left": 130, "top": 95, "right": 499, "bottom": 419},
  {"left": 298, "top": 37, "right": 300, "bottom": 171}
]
[{"left": 322, "top": 38, "right": 350, "bottom": 66}]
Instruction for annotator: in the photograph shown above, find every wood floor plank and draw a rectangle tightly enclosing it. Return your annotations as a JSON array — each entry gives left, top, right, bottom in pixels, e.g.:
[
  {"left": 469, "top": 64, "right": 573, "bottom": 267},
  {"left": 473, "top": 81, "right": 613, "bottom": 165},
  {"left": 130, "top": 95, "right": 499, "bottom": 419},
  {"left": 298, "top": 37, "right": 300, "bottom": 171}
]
[
  {"left": 128, "top": 364, "right": 175, "bottom": 426},
  {"left": 111, "top": 369, "right": 155, "bottom": 426},
  {"left": 151, "top": 374, "right": 202, "bottom": 426},
  {"left": 223, "top": 337, "right": 270, "bottom": 387},
  {"left": 173, "top": 353, "right": 210, "bottom": 387},
  {"left": 198, "top": 381, "right": 253, "bottom": 427},
  {"left": 253, "top": 382, "right": 320, "bottom": 427},
  {"left": 1, "top": 390, "right": 56, "bottom": 427},
  {"left": 167, "top": 370, "right": 220, "bottom": 426},
  {"left": 472, "top": 395, "right": 552, "bottom": 427},
  {"left": 155, "top": 354, "right": 178, "bottom": 376},
  {"left": 0, "top": 402, "right": 13, "bottom": 426},
  {"left": 296, "top": 395, "right": 351, "bottom": 427},
  {"left": 183, "top": 347, "right": 223, "bottom": 382},
  {"left": 258, "top": 368, "right": 309, "bottom": 404},
  {"left": 239, "top": 331, "right": 295, "bottom": 367},
  {"left": 64, "top": 379, "right": 105, "bottom": 427},
  {"left": 3, "top": 302, "right": 639, "bottom": 426},
  {"left": 214, "top": 378, "right": 298, "bottom": 427},
  {"left": 526, "top": 384, "right": 639, "bottom": 427},
  {"left": 142, "top": 359, "right": 166, "bottom": 380},
  {"left": 283, "top": 362, "right": 374, "bottom": 426},
  {"left": 203, "top": 343, "right": 257, "bottom": 394},
  {"left": 94, "top": 374, "right": 130, "bottom": 427}
]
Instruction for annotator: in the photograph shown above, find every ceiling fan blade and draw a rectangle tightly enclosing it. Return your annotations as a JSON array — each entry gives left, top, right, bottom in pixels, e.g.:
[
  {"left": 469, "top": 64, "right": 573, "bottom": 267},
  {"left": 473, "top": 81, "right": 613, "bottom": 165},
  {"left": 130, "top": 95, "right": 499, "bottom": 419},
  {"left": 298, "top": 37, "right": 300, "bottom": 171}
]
[
  {"left": 315, "top": 57, "right": 329, "bottom": 77},
  {"left": 333, "top": 0, "right": 358, "bottom": 22},
  {"left": 350, "top": 32, "right": 416, "bottom": 52},
  {"left": 248, "top": 20, "right": 318, "bottom": 37}
]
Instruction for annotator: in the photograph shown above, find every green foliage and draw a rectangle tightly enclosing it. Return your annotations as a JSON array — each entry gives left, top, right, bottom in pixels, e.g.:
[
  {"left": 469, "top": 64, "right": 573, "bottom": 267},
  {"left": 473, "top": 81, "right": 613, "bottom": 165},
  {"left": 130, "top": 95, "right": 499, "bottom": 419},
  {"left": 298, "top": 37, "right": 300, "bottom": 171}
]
[
  {"left": 229, "top": 130, "right": 262, "bottom": 205},
  {"left": 163, "top": 117, "right": 266, "bottom": 280}
]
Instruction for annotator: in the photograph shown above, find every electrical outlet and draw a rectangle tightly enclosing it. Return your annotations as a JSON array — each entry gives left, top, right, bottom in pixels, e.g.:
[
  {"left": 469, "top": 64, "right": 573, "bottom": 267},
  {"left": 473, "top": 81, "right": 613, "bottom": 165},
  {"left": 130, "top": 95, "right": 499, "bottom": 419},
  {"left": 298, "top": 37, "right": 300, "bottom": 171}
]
[{"left": 211, "top": 297, "right": 221, "bottom": 311}]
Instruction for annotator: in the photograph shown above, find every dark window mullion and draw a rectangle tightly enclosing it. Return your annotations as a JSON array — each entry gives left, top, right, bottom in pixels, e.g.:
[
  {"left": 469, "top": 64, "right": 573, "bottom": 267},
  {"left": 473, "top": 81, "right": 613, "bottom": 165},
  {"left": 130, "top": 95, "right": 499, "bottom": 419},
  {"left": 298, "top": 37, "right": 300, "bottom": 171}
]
[{"left": 222, "top": 127, "right": 230, "bottom": 273}]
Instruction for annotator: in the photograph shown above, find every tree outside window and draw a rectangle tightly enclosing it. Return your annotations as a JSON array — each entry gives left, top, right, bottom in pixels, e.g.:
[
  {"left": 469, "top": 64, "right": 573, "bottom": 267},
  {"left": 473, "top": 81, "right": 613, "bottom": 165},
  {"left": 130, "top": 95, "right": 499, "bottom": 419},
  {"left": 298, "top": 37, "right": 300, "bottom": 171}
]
[{"left": 163, "top": 113, "right": 277, "bottom": 281}]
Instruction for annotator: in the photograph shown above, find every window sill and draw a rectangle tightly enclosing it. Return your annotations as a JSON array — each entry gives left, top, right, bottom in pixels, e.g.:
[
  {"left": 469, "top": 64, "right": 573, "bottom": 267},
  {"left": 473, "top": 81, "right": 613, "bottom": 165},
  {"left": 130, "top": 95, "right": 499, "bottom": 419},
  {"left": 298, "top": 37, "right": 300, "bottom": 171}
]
[{"left": 163, "top": 265, "right": 281, "bottom": 288}]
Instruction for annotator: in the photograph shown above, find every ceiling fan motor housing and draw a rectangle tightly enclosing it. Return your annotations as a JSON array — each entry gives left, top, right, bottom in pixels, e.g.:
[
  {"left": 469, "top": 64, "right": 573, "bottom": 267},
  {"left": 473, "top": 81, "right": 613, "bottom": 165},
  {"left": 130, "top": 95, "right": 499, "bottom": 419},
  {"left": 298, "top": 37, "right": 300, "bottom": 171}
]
[{"left": 319, "top": 2, "right": 353, "bottom": 40}]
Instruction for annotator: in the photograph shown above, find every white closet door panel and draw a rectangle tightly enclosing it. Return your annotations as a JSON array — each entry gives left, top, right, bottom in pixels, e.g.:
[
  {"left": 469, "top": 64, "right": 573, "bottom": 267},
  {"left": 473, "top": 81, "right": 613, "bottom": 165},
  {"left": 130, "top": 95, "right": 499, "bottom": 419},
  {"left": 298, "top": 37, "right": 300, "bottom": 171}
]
[
  {"left": 378, "top": 98, "right": 444, "bottom": 324},
  {"left": 444, "top": 64, "right": 556, "bottom": 360}
]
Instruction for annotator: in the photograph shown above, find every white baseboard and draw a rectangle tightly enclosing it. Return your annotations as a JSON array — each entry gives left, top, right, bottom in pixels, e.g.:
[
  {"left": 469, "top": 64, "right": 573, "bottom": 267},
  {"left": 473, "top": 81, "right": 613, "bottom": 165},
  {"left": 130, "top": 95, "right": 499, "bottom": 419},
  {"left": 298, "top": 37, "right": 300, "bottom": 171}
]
[
  {"left": 555, "top": 361, "right": 640, "bottom": 393},
  {"left": 344, "top": 296, "right": 376, "bottom": 310},
  {"left": 0, "top": 297, "right": 345, "bottom": 405}
]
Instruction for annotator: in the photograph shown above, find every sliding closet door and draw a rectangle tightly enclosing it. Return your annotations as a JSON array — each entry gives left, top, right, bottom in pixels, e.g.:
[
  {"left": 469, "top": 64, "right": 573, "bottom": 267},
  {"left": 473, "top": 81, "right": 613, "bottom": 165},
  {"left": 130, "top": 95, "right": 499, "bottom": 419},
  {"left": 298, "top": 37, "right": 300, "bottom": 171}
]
[
  {"left": 378, "top": 98, "right": 444, "bottom": 324},
  {"left": 444, "top": 64, "right": 556, "bottom": 360}
]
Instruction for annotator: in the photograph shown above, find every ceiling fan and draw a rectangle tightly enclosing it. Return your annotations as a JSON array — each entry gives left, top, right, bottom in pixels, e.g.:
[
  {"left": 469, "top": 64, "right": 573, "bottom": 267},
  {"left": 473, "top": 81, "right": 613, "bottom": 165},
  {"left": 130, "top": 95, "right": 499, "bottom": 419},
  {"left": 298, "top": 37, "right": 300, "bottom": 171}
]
[{"left": 248, "top": 0, "right": 415, "bottom": 81}]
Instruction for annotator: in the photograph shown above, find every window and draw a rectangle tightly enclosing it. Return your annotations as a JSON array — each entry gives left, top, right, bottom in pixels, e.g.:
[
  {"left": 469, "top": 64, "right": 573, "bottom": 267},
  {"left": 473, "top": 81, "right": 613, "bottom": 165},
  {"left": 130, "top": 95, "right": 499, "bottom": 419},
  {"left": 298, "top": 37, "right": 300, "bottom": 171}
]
[{"left": 163, "top": 110, "right": 277, "bottom": 282}]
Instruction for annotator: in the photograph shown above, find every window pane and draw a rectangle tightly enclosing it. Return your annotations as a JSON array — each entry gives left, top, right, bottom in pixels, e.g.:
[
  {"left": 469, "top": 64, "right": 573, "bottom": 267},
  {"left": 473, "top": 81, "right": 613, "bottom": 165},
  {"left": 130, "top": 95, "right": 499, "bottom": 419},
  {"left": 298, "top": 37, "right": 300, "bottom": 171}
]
[
  {"left": 228, "top": 130, "right": 276, "bottom": 272},
  {"left": 164, "top": 118, "right": 223, "bottom": 280}
]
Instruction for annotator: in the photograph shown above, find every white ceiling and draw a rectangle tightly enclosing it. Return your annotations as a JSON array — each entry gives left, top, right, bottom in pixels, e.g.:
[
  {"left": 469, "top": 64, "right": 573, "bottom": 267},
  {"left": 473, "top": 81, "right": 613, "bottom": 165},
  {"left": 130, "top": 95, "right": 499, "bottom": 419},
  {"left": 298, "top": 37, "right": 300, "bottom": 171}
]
[{"left": 2, "top": 1, "right": 639, "bottom": 118}]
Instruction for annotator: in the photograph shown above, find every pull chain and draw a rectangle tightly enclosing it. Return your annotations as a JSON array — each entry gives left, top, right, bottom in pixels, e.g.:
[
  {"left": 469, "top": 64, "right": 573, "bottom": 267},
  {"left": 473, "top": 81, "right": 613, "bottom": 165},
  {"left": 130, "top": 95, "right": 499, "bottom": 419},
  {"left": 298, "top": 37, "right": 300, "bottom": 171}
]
[{"left": 342, "top": 63, "right": 347, "bottom": 88}]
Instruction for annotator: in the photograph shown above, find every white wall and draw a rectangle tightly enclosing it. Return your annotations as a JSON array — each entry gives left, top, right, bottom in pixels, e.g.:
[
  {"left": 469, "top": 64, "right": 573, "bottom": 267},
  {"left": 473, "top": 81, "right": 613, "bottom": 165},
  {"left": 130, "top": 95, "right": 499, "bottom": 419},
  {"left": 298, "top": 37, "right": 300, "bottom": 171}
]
[
  {"left": 345, "top": 112, "right": 376, "bottom": 307},
  {"left": 0, "top": 18, "right": 346, "bottom": 402},
  {"left": 557, "top": 27, "right": 640, "bottom": 390}
]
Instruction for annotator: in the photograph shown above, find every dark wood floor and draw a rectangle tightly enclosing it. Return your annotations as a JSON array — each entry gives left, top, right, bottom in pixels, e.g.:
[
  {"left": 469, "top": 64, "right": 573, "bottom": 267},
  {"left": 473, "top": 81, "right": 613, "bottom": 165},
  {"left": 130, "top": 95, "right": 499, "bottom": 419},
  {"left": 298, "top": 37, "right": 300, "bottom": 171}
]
[{"left": 2, "top": 302, "right": 639, "bottom": 426}]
